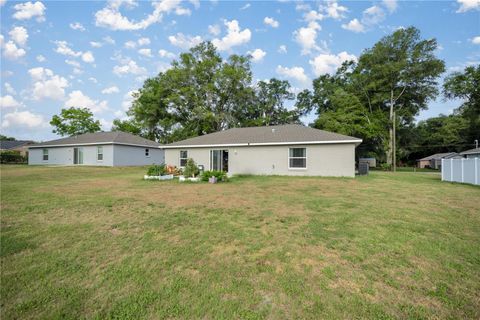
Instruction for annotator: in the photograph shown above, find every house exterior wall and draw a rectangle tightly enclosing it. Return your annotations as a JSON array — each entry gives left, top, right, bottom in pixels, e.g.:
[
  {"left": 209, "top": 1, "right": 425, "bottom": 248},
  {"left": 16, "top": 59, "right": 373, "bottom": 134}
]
[
  {"left": 417, "top": 160, "right": 431, "bottom": 168},
  {"left": 29, "top": 145, "right": 114, "bottom": 166},
  {"left": 112, "top": 145, "right": 164, "bottom": 166},
  {"left": 165, "top": 143, "right": 356, "bottom": 177}
]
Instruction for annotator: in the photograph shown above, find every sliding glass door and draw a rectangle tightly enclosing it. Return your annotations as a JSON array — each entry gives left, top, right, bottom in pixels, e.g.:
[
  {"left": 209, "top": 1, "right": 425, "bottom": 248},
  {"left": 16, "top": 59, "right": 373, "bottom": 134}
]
[
  {"left": 210, "top": 150, "right": 228, "bottom": 172},
  {"left": 73, "top": 147, "right": 84, "bottom": 165}
]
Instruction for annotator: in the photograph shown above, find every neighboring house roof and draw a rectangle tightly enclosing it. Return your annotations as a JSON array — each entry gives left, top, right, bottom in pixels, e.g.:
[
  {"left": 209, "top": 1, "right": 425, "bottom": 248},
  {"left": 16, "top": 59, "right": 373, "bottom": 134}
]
[
  {"left": 418, "top": 152, "right": 459, "bottom": 161},
  {"left": 164, "top": 124, "right": 362, "bottom": 148},
  {"left": 29, "top": 131, "right": 161, "bottom": 148},
  {"left": 0, "top": 140, "right": 33, "bottom": 150},
  {"left": 460, "top": 147, "right": 480, "bottom": 156}
]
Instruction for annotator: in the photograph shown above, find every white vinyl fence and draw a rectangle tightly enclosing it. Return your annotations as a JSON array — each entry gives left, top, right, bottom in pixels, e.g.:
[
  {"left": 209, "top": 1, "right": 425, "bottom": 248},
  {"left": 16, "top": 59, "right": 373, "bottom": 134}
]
[{"left": 442, "top": 158, "right": 480, "bottom": 185}]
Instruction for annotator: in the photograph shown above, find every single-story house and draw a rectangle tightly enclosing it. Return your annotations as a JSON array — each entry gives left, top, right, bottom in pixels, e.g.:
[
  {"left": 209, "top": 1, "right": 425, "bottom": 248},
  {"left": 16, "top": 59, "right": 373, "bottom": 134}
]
[
  {"left": 417, "top": 152, "right": 462, "bottom": 169},
  {"left": 460, "top": 147, "right": 480, "bottom": 159},
  {"left": 164, "top": 124, "right": 362, "bottom": 177},
  {"left": 0, "top": 140, "right": 34, "bottom": 156},
  {"left": 29, "top": 131, "right": 164, "bottom": 166}
]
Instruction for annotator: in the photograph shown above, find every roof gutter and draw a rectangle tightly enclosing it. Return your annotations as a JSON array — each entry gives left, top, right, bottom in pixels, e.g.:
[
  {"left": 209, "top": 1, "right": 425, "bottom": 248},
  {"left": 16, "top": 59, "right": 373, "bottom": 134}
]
[{"left": 162, "top": 139, "right": 362, "bottom": 149}]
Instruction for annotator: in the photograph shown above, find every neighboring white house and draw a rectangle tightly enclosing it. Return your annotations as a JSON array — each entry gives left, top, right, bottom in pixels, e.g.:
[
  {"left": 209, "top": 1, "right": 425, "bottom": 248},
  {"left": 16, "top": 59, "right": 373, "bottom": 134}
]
[
  {"left": 29, "top": 131, "right": 164, "bottom": 166},
  {"left": 460, "top": 147, "right": 480, "bottom": 159},
  {"left": 164, "top": 124, "right": 362, "bottom": 177}
]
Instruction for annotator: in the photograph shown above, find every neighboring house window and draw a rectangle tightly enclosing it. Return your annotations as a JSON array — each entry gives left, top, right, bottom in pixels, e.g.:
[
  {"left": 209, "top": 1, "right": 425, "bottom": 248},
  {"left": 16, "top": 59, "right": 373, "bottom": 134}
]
[
  {"left": 42, "top": 149, "right": 48, "bottom": 161},
  {"left": 289, "top": 148, "right": 306, "bottom": 169},
  {"left": 145, "top": 148, "right": 150, "bottom": 157},
  {"left": 180, "top": 150, "right": 188, "bottom": 167},
  {"left": 97, "top": 146, "right": 103, "bottom": 161}
]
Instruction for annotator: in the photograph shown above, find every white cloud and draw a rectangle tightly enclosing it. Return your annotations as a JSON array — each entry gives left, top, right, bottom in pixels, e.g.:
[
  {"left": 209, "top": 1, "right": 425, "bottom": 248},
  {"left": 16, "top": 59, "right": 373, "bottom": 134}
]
[
  {"left": 124, "top": 40, "right": 137, "bottom": 49},
  {"left": 341, "top": 18, "right": 365, "bottom": 33},
  {"left": 101, "top": 86, "right": 120, "bottom": 94},
  {"left": 456, "top": 0, "right": 480, "bottom": 12},
  {"left": 304, "top": 10, "right": 324, "bottom": 23},
  {"left": 0, "top": 0, "right": 6, "bottom": 7},
  {"left": 168, "top": 33, "right": 202, "bottom": 49},
  {"left": 276, "top": 65, "right": 309, "bottom": 84},
  {"left": 240, "top": 3, "right": 250, "bottom": 10},
  {"left": 278, "top": 45, "right": 287, "bottom": 54},
  {"left": 103, "top": 36, "right": 115, "bottom": 45},
  {"left": 28, "top": 67, "right": 69, "bottom": 100},
  {"left": 95, "top": 0, "right": 190, "bottom": 31},
  {"left": 36, "top": 54, "right": 45, "bottom": 62},
  {"left": 138, "top": 48, "right": 153, "bottom": 57},
  {"left": 2, "top": 110, "right": 46, "bottom": 129},
  {"left": 4, "top": 83, "right": 17, "bottom": 95},
  {"left": 12, "top": 1, "right": 46, "bottom": 21},
  {"left": 65, "top": 59, "right": 81, "bottom": 68},
  {"left": 310, "top": 51, "right": 357, "bottom": 76},
  {"left": 248, "top": 48, "right": 266, "bottom": 62},
  {"left": 54, "top": 40, "right": 82, "bottom": 57},
  {"left": 65, "top": 90, "right": 108, "bottom": 113},
  {"left": 69, "top": 22, "right": 85, "bottom": 31},
  {"left": 90, "top": 41, "right": 102, "bottom": 48},
  {"left": 0, "top": 95, "right": 21, "bottom": 109},
  {"left": 121, "top": 90, "right": 137, "bottom": 111},
  {"left": 293, "top": 21, "right": 322, "bottom": 55},
  {"left": 321, "top": 0, "right": 348, "bottom": 20},
  {"left": 471, "top": 36, "right": 480, "bottom": 44},
  {"left": 113, "top": 58, "right": 147, "bottom": 76},
  {"left": 88, "top": 77, "right": 98, "bottom": 83},
  {"left": 382, "top": 0, "right": 398, "bottom": 13},
  {"left": 212, "top": 20, "right": 251, "bottom": 51},
  {"left": 9, "top": 26, "right": 29, "bottom": 46},
  {"left": 362, "top": 5, "right": 385, "bottom": 25},
  {"left": 264, "top": 16, "right": 279, "bottom": 28},
  {"left": 208, "top": 24, "right": 220, "bottom": 36},
  {"left": 81, "top": 51, "right": 95, "bottom": 63},
  {"left": 2, "top": 41, "right": 26, "bottom": 60},
  {"left": 138, "top": 37, "right": 150, "bottom": 46},
  {"left": 158, "top": 49, "right": 175, "bottom": 59}
]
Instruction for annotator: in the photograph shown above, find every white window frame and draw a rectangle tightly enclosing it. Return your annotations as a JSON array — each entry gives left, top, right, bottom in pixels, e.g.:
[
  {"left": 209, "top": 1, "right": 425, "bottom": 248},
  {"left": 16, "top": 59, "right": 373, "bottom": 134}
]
[
  {"left": 145, "top": 148, "right": 150, "bottom": 157},
  {"left": 42, "top": 148, "right": 48, "bottom": 161},
  {"left": 97, "top": 146, "right": 103, "bottom": 161},
  {"left": 179, "top": 150, "right": 188, "bottom": 167},
  {"left": 288, "top": 147, "right": 307, "bottom": 170}
]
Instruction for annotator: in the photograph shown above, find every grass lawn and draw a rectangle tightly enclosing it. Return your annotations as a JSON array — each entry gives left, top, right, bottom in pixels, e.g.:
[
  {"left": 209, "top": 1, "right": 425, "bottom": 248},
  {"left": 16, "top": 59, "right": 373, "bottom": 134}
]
[{"left": 1, "top": 165, "right": 479, "bottom": 319}]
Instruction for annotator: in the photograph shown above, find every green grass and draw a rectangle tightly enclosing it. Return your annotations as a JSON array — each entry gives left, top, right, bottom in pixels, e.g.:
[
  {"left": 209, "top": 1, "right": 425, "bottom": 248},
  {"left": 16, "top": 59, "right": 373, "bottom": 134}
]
[{"left": 1, "top": 165, "right": 479, "bottom": 319}]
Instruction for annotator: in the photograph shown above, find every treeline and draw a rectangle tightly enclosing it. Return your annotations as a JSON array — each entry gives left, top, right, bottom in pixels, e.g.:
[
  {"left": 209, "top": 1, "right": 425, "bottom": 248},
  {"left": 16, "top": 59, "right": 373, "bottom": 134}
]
[{"left": 49, "top": 27, "right": 478, "bottom": 166}]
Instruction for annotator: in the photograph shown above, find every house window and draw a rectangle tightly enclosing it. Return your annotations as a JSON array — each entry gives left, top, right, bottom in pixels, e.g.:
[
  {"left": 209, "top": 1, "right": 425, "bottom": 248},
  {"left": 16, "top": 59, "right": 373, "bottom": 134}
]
[
  {"left": 42, "top": 149, "right": 48, "bottom": 161},
  {"left": 180, "top": 150, "right": 188, "bottom": 167},
  {"left": 145, "top": 148, "right": 150, "bottom": 157},
  {"left": 289, "top": 148, "right": 306, "bottom": 169},
  {"left": 97, "top": 146, "right": 103, "bottom": 161}
]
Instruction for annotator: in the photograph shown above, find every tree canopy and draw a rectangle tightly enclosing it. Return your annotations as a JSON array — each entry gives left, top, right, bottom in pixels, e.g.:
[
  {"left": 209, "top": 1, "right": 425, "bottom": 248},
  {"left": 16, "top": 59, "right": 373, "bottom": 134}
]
[{"left": 50, "top": 107, "right": 101, "bottom": 136}]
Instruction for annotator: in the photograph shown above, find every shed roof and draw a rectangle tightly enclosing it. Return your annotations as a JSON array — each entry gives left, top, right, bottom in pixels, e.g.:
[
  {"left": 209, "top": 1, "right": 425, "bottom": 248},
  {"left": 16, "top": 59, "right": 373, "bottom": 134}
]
[
  {"left": 418, "top": 152, "right": 459, "bottom": 161},
  {"left": 164, "top": 124, "right": 362, "bottom": 148},
  {"left": 460, "top": 147, "right": 480, "bottom": 156},
  {"left": 29, "top": 131, "right": 161, "bottom": 148}
]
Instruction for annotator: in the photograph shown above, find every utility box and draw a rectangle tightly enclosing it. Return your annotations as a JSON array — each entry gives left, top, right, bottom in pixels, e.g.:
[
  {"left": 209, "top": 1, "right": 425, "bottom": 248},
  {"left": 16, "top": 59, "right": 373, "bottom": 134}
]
[
  {"left": 358, "top": 162, "right": 369, "bottom": 175},
  {"left": 359, "top": 158, "right": 376, "bottom": 168}
]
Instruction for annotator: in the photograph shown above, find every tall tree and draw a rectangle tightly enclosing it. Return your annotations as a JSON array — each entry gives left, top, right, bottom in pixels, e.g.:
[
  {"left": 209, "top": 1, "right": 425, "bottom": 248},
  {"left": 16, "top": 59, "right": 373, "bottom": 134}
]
[
  {"left": 443, "top": 65, "right": 480, "bottom": 145},
  {"left": 111, "top": 118, "right": 144, "bottom": 137},
  {"left": 296, "top": 27, "right": 445, "bottom": 166},
  {"left": 50, "top": 107, "right": 101, "bottom": 136}
]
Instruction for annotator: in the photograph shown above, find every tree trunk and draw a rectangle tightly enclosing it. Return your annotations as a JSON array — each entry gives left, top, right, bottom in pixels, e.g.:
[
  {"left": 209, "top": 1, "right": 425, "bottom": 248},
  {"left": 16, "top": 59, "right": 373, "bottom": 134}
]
[{"left": 386, "top": 90, "right": 394, "bottom": 167}]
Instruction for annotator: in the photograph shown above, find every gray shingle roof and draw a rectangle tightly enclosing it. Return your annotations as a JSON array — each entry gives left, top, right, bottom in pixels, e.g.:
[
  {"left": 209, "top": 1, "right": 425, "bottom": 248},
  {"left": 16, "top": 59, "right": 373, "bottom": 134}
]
[
  {"left": 29, "top": 131, "right": 161, "bottom": 148},
  {"left": 418, "top": 152, "right": 459, "bottom": 161},
  {"left": 164, "top": 124, "right": 362, "bottom": 148},
  {"left": 0, "top": 140, "right": 33, "bottom": 150},
  {"left": 460, "top": 147, "right": 480, "bottom": 156}
]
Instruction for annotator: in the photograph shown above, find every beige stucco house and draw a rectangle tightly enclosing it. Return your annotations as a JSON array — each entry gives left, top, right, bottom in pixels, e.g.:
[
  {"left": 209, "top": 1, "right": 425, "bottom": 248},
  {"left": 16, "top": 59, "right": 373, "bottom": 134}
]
[{"left": 164, "top": 124, "right": 362, "bottom": 177}]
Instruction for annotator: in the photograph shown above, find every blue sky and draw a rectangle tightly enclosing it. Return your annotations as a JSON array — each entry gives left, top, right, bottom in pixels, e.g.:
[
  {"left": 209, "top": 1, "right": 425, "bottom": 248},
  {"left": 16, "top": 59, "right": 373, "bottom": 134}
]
[{"left": 1, "top": 0, "right": 479, "bottom": 141}]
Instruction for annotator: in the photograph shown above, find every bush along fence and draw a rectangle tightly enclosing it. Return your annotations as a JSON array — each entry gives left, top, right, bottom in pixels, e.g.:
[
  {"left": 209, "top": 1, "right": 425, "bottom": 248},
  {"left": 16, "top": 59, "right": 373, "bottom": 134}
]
[
  {"left": 0, "top": 151, "right": 27, "bottom": 164},
  {"left": 442, "top": 158, "right": 480, "bottom": 185}
]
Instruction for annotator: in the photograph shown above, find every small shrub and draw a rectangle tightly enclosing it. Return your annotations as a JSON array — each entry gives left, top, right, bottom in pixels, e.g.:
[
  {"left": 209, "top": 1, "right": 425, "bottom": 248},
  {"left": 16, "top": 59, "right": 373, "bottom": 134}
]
[
  {"left": 146, "top": 164, "right": 167, "bottom": 176},
  {"left": 380, "top": 163, "right": 392, "bottom": 171},
  {"left": 183, "top": 158, "right": 199, "bottom": 177},
  {"left": 0, "top": 151, "right": 27, "bottom": 164},
  {"left": 201, "top": 170, "right": 228, "bottom": 182}
]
